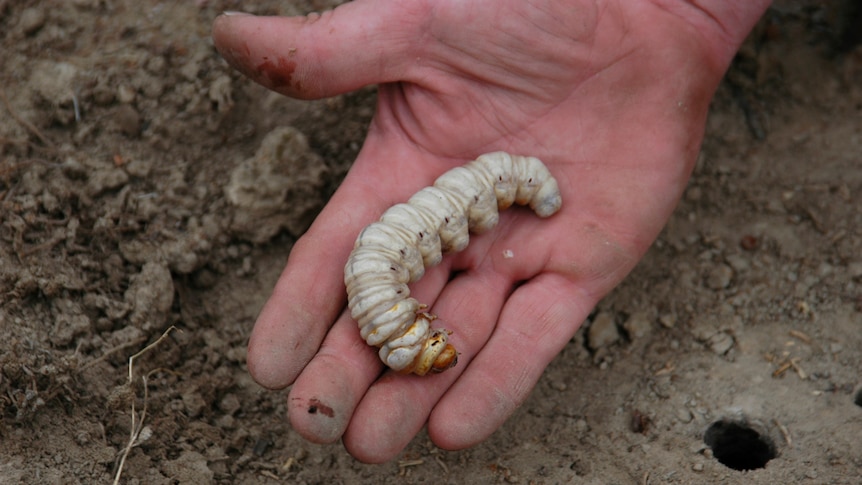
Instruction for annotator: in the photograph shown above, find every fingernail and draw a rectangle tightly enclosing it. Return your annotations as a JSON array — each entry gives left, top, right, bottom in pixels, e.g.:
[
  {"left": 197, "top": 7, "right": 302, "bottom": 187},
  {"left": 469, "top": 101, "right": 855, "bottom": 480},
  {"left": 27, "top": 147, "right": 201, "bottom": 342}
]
[{"left": 221, "top": 11, "right": 253, "bottom": 16}]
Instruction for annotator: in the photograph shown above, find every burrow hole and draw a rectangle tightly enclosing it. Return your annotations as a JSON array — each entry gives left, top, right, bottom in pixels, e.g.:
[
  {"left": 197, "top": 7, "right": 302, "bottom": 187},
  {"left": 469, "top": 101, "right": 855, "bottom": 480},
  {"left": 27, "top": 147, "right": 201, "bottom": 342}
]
[
  {"left": 854, "top": 387, "right": 862, "bottom": 407},
  {"left": 703, "top": 420, "right": 777, "bottom": 471}
]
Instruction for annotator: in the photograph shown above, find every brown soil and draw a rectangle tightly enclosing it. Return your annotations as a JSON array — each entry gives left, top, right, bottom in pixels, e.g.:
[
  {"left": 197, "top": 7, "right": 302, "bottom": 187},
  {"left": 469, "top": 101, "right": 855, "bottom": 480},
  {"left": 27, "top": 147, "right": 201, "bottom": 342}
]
[{"left": 1, "top": 1, "right": 860, "bottom": 483}]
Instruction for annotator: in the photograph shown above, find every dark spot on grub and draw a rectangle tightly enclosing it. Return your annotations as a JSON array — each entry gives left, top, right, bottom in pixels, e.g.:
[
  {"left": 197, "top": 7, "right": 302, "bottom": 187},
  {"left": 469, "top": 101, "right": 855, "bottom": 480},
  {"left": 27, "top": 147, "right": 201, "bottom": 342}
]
[
  {"left": 307, "top": 398, "right": 334, "bottom": 418},
  {"left": 256, "top": 57, "right": 297, "bottom": 90}
]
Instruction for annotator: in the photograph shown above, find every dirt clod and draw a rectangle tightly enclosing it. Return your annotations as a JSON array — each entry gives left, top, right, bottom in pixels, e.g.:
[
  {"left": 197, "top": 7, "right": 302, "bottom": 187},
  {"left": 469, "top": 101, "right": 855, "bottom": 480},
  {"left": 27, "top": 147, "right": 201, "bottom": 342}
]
[{"left": 226, "top": 125, "right": 331, "bottom": 242}]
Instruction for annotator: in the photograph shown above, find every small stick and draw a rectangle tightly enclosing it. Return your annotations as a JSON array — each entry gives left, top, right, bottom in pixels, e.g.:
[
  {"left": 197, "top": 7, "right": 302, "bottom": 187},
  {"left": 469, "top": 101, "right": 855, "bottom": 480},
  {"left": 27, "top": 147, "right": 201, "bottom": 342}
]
[
  {"left": 78, "top": 336, "right": 148, "bottom": 372},
  {"left": 113, "top": 326, "right": 179, "bottom": 485},
  {"left": 773, "top": 419, "right": 792, "bottom": 447},
  {"left": 788, "top": 330, "right": 812, "bottom": 344},
  {"left": 259, "top": 471, "right": 279, "bottom": 480},
  {"left": 772, "top": 360, "right": 792, "bottom": 378},
  {"left": 398, "top": 458, "right": 424, "bottom": 476},
  {"left": 789, "top": 358, "right": 808, "bottom": 380},
  {"left": 434, "top": 454, "right": 449, "bottom": 474},
  {"left": 72, "top": 89, "right": 81, "bottom": 123}
]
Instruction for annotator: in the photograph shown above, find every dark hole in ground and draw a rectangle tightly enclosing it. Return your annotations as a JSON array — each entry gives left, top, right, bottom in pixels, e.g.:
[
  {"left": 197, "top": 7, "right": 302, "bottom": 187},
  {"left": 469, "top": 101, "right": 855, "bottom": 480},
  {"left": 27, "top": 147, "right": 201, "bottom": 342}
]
[
  {"left": 854, "top": 387, "right": 862, "bottom": 407},
  {"left": 704, "top": 420, "right": 777, "bottom": 471}
]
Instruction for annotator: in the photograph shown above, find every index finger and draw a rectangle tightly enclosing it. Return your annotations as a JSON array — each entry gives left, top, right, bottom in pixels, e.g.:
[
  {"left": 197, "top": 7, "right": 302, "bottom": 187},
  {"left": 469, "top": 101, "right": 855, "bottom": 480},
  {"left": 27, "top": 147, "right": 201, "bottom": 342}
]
[
  {"left": 246, "top": 177, "right": 378, "bottom": 389},
  {"left": 247, "top": 139, "right": 454, "bottom": 389}
]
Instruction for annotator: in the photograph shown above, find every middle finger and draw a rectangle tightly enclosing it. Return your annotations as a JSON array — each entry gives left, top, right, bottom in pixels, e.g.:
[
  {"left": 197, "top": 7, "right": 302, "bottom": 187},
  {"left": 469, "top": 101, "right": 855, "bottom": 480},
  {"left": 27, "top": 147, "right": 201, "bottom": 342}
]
[{"left": 342, "top": 265, "right": 513, "bottom": 462}]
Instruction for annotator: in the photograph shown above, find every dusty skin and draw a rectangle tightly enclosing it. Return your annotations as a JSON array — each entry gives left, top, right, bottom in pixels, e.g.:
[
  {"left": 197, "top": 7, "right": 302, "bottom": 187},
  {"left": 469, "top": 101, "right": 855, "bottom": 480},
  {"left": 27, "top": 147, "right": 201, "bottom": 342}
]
[{"left": 1, "top": 1, "right": 861, "bottom": 483}]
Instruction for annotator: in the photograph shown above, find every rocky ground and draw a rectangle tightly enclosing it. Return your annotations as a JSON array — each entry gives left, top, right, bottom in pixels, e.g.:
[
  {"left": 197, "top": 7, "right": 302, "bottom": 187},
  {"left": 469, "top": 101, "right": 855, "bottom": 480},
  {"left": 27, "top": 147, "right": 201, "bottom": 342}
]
[{"left": 1, "top": 1, "right": 860, "bottom": 483}]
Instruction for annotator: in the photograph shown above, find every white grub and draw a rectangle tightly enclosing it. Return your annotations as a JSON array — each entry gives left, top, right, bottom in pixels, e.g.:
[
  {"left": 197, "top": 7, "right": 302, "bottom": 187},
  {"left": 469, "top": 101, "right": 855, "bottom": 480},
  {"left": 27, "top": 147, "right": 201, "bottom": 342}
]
[{"left": 344, "top": 152, "right": 562, "bottom": 375}]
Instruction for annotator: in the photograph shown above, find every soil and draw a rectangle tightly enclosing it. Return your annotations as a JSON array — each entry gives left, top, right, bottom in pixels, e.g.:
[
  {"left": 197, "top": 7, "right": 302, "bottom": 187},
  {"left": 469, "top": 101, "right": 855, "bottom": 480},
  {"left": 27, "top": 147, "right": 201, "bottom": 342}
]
[{"left": 1, "top": 1, "right": 860, "bottom": 484}]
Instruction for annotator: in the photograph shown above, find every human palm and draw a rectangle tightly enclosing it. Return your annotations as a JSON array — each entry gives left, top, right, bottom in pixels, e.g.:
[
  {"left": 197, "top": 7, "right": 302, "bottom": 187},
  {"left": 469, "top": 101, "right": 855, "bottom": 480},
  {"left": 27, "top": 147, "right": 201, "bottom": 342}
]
[{"left": 213, "top": 0, "right": 768, "bottom": 463}]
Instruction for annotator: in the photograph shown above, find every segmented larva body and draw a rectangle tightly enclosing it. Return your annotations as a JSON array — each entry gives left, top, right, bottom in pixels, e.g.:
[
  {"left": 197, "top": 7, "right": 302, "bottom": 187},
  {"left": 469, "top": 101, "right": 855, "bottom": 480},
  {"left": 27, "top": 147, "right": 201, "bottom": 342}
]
[{"left": 344, "top": 152, "right": 562, "bottom": 375}]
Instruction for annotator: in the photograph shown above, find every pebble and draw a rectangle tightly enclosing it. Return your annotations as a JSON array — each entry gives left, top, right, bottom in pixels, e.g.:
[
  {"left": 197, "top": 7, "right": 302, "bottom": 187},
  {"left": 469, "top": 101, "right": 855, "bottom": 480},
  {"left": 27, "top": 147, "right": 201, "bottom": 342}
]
[
  {"left": 623, "top": 311, "right": 653, "bottom": 339},
  {"left": 208, "top": 75, "right": 234, "bottom": 113},
  {"left": 725, "top": 254, "right": 750, "bottom": 272},
  {"left": 574, "top": 419, "right": 589, "bottom": 432},
  {"left": 690, "top": 441, "right": 708, "bottom": 454},
  {"left": 550, "top": 380, "right": 567, "bottom": 391},
  {"left": 706, "top": 263, "right": 734, "bottom": 289},
  {"left": 18, "top": 7, "right": 46, "bottom": 35},
  {"left": 708, "top": 332, "right": 735, "bottom": 355},
  {"left": 125, "top": 157, "right": 153, "bottom": 178},
  {"left": 676, "top": 408, "right": 693, "bottom": 423},
  {"left": 587, "top": 311, "right": 620, "bottom": 350},
  {"left": 659, "top": 313, "right": 677, "bottom": 328},
  {"left": 117, "top": 84, "right": 136, "bottom": 104}
]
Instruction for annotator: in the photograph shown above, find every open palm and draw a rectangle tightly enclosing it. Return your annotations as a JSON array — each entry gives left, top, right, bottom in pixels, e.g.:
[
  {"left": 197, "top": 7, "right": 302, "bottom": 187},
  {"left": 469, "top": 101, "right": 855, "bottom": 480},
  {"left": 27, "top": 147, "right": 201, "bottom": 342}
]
[{"left": 213, "top": 0, "right": 768, "bottom": 463}]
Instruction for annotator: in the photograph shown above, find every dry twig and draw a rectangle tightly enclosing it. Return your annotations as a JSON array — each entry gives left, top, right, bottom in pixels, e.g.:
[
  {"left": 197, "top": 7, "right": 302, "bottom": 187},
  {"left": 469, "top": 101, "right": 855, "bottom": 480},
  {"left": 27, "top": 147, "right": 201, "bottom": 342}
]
[
  {"left": 773, "top": 419, "right": 792, "bottom": 447},
  {"left": 78, "top": 336, "right": 149, "bottom": 373},
  {"left": 112, "top": 326, "right": 179, "bottom": 485}
]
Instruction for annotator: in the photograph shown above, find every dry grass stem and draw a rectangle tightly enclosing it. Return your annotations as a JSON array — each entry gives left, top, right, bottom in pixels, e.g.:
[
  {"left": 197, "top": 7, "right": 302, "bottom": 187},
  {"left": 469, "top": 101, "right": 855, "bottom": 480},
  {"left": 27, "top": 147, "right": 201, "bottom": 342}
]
[{"left": 112, "top": 326, "right": 179, "bottom": 485}]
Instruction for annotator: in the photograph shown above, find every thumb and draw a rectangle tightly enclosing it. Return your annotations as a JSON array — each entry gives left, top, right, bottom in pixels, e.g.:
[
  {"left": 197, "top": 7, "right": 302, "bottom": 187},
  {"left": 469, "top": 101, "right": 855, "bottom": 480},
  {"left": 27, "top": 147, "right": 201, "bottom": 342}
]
[{"left": 212, "top": 2, "right": 426, "bottom": 99}]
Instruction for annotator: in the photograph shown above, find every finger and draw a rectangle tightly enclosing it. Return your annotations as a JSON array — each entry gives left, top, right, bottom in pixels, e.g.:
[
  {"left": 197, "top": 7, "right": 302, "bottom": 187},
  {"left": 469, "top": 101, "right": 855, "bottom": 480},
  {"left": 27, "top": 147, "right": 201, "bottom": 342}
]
[
  {"left": 428, "top": 273, "right": 595, "bottom": 449},
  {"left": 245, "top": 183, "right": 371, "bottom": 389},
  {"left": 286, "top": 252, "right": 456, "bottom": 444},
  {"left": 342, "top": 266, "right": 513, "bottom": 463},
  {"left": 211, "top": 2, "right": 428, "bottom": 99},
  {"left": 245, "top": 141, "right": 454, "bottom": 390},
  {"left": 286, "top": 310, "right": 382, "bottom": 444}
]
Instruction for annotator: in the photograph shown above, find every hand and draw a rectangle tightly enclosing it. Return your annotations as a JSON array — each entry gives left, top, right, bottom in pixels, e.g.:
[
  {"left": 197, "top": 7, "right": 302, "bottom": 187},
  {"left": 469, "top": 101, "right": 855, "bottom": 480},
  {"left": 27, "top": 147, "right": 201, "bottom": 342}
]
[{"left": 212, "top": 0, "right": 768, "bottom": 463}]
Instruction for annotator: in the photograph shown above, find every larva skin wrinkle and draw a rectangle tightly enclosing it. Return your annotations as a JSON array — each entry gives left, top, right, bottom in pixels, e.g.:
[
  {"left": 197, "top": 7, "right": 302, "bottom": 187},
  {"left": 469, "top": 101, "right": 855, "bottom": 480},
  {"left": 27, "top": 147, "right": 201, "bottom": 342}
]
[{"left": 344, "top": 152, "right": 562, "bottom": 375}]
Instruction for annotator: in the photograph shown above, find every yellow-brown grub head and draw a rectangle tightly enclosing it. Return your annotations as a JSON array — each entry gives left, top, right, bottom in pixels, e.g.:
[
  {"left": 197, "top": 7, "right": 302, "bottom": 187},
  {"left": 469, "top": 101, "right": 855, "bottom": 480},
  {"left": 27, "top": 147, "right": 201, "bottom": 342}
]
[
  {"left": 429, "top": 343, "right": 458, "bottom": 373},
  {"left": 410, "top": 328, "right": 457, "bottom": 376}
]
